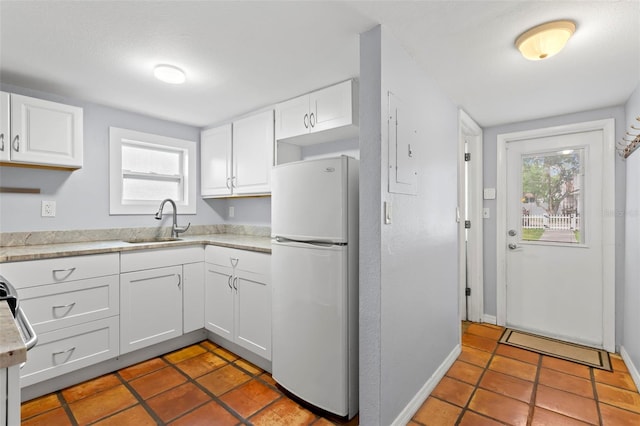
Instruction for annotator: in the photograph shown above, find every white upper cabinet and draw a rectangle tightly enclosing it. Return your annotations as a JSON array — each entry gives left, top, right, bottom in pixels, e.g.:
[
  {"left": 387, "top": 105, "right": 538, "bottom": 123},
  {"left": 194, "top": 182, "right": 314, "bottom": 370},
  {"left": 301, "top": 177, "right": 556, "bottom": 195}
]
[
  {"left": 201, "top": 124, "right": 233, "bottom": 197},
  {"left": 0, "top": 92, "right": 83, "bottom": 169},
  {"left": 275, "top": 79, "right": 358, "bottom": 145},
  {"left": 201, "top": 110, "right": 274, "bottom": 198}
]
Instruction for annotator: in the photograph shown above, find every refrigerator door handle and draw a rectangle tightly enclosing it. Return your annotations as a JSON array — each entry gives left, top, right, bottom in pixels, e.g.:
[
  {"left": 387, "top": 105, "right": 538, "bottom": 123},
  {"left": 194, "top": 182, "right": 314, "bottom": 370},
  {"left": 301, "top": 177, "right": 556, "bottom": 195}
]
[{"left": 275, "top": 237, "right": 345, "bottom": 248}]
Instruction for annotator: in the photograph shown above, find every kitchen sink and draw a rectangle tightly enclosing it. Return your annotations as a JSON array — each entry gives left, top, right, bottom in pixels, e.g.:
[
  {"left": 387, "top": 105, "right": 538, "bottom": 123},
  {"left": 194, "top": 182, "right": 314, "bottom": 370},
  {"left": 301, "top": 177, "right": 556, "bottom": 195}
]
[{"left": 124, "top": 237, "right": 182, "bottom": 244}]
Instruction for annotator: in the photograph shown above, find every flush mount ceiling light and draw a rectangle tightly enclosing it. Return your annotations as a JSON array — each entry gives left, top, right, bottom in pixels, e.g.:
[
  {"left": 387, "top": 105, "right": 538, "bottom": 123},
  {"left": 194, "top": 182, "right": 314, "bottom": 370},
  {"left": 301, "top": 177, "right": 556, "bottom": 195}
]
[
  {"left": 515, "top": 20, "right": 576, "bottom": 61},
  {"left": 153, "top": 64, "right": 186, "bottom": 84}
]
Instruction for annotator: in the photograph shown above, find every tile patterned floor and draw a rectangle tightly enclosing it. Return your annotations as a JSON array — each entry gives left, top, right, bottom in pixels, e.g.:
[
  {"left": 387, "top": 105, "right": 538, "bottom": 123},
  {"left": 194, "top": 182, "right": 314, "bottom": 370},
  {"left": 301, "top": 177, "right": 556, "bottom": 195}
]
[
  {"left": 20, "top": 323, "right": 640, "bottom": 425},
  {"left": 410, "top": 322, "right": 640, "bottom": 425},
  {"left": 20, "top": 340, "right": 358, "bottom": 425}
]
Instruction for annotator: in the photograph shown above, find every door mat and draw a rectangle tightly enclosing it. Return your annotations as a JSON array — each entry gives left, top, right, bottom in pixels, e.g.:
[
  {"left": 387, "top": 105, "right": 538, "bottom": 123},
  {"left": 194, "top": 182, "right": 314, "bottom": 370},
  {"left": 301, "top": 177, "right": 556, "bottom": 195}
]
[{"left": 499, "top": 328, "right": 612, "bottom": 371}]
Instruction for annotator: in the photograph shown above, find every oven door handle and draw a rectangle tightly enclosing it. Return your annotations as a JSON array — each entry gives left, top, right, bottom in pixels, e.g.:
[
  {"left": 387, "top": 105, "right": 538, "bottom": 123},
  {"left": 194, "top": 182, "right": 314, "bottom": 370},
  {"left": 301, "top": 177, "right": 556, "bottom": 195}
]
[{"left": 16, "top": 306, "right": 37, "bottom": 350}]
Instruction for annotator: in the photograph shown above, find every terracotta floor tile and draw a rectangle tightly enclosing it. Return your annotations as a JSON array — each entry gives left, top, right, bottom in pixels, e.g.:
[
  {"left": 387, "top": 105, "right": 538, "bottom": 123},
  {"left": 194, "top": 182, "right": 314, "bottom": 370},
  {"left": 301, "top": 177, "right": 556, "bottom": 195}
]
[
  {"left": 599, "top": 402, "right": 640, "bottom": 425},
  {"left": 168, "top": 400, "right": 240, "bottom": 426},
  {"left": 68, "top": 384, "right": 137, "bottom": 425},
  {"left": 468, "top": 389, "right": 529, "bottom": 426},
  {"left": 21, "top": 407, "right": 72, "bottom": 426},
  {"left": 610, "top": 355, "right": 629, "bottom": 373},
  {"left": 164, "top": 344, "right": 207, "bottom": 364},
  {"left": 541, "top": 355, "right": 591, "bottom": 379},
  {"left": 538, "top": 367, "right": 594, "bottom": 398},
  {"left": 129, "top": 366, "right": 187, "bottom": 399},
  {"left": 175, "top": 351, "right": 228, "bottom": 378},
  {"left": 495, "top": 344, "right": 540, "bottom": 365},
  {"left": 462, "top": 333, "right": 498, "bottom": 353},
  {"left": 199, "top": 340, "right": 219, "bottom": 351},
  {"left": 479, "top": 370, "right": 534, "bottom": 403},
  {"left": 488, "top": 355, "right": 537, "bottom": 382},
  {"left": 260, "top": 372, "right": 278, "bottom": 387},
  {"left": 594, "top": 368, "right": 638, "bottom": 392},
  {"left": 220, "top": 379, "right": 281, "bottom": 418},
  {"left": 147, "top": 382, "right": 210, "bottom": 422},
  {"left": 411, "top": 397, "right": 462, "bottom": 425},
  {"left": 445, "top": 360, "right": 484, "bottom": 385},
  {"left": 431, "top": 376, "right": 474, "bottom": 407},
  {"left": 197, "top": 364, "right": 252, "bottom": 396},
  {"left": 249, "top": 397, "right": 317, "bottom": 426},
  {"left": 530, "top": 407, "right": 591, "bottom": 426},
  {"left": 458, "top": 345, "right": 492, "bottom": 368},
  {"left": 91, "top": 405, "right": 156, "bottom": 426},
  {"left": 458, "top": 410, "right": 507, "bottom": 426},
  {"left": 118, "top": 357, "right": 168, "bottom": 381},
  {"left": 21, "top": 393, "right": 61, "bottom": 420},
  {"left": 466, "top": 323, "right": 505, "bottom": 341},
  {"left": 235, "top": 358, "right": 263, "bottom": 375},
  {"left": 214, "top": 346, "right": 240, "bottom": 361},
  {"left": 61, "top": 374, "right": 121, "bottom": 403},
  {"left": 596, "top": 382, "right": 640, "bottom": 413},
  {"left": 535, "top": 384, "right": 599, "bottom": 424}
]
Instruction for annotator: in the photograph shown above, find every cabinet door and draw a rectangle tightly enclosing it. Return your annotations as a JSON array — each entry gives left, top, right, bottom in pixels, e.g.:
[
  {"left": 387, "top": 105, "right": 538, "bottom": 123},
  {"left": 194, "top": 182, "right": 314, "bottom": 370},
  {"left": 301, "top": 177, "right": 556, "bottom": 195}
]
[
  {"left": 310, "top": 80, "right": 354, "bottom": 134},
  {"left": 9, "top": 94, "right": 83, "bottom": 168},
  {"left": 204, "top": 265, "right": 234, "bottom": 340},
  {"left": 0, "top": 91, "right": 9, "bottom": 162},
  {"left": 120, "top": 265, "right": 183, "bottom": 354},
  {"left": 201, "top": 124, "right": 232, "bottom": 197},
  {"left": 235, "top": 270, "right": 271, "bottom": 360},
  {"left": 183, "top": 262, "right": 205, "bottom": 333},
  {"left": 233, "top": 110, "right": 274, "bottom": 195},
  {"left": 275, "top": 95, "right": 310, "bottom": 140}
]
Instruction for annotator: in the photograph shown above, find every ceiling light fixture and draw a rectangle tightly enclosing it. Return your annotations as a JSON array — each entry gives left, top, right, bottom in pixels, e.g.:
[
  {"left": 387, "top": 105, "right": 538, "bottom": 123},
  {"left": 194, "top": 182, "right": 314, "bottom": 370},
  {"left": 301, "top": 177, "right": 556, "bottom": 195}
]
[
  {"left": 515, "top": 20, "right": 576, "bottom": 61},
  {"left": 153, "top": 64, "right": 186, "bottom": 84}
]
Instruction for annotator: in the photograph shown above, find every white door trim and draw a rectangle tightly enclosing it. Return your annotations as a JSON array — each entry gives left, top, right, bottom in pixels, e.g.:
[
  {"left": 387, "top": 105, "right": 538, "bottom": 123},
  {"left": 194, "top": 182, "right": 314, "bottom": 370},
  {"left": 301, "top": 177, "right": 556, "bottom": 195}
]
[
  {"left": 496, "top": 118, "right": 615, "bottom": 351},
  {"left": 458, "top": 109, "right": 484, "bottom": 323}
]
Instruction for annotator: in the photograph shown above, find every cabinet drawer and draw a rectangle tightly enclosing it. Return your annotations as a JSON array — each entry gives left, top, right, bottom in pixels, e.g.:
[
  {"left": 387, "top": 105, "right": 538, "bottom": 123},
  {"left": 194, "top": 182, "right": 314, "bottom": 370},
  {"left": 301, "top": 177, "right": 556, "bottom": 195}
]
[
  {"left": 0, "top": 253, "right": 119, "bottom": 289},
  {"left": 205, "top": 246, "right": 269, "bottom": 275},
  {"left": 20, "top": 316, "right": 119, "bottom": 387},
  {"left": 120, "top": 246, "right": 203, "bottom": 272},
  {"left": 18, "top": 275, "right": 119, "bottom": 333}
]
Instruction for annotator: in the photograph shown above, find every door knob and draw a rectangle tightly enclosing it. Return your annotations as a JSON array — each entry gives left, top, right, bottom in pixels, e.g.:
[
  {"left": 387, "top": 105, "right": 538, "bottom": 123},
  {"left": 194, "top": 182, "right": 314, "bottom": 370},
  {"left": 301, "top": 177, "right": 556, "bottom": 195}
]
[
  {"left": 508, "top": 243, "right": 518, "bottom": 250},
  {"left": 508, "top": 229, "right": 517, "bottom": 236}
]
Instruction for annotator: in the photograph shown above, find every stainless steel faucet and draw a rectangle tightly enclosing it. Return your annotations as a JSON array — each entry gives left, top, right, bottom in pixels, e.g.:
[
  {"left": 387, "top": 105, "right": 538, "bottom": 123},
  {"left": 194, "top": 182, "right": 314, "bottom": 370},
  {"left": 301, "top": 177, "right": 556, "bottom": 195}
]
[{"left": 155, "top": 198, "right": 190, "bottom": 238}]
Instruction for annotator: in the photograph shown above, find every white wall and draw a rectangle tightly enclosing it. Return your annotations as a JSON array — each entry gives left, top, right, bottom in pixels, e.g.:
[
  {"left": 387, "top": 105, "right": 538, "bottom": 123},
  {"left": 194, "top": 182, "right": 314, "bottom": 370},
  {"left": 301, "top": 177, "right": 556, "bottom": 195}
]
[
  {"left": 623, "top": 81, "right": 640, "bottom": 373},
  {"left": 481, "top": 106, "right": 627, "bottom": 347},
  {"left": 359, "top": 26, "right": 459, "bottom": 425}
]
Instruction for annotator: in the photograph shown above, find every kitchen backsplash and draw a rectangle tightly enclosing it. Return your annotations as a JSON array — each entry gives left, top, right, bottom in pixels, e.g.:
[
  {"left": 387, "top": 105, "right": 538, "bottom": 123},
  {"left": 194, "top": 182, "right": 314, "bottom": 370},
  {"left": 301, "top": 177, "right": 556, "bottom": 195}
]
[{"left": 0, "top": 224, "right": 270, "bottom": 247}]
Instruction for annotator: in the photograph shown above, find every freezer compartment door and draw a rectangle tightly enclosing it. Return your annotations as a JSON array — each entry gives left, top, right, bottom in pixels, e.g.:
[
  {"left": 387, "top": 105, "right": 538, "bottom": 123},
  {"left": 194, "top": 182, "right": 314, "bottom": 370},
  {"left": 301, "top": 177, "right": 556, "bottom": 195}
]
[
  {"left": 272, "top": 241, "right": 349, "bottom": 416},
  {"left": 272, "top": 157, "right": 348, "bottom": 242}
]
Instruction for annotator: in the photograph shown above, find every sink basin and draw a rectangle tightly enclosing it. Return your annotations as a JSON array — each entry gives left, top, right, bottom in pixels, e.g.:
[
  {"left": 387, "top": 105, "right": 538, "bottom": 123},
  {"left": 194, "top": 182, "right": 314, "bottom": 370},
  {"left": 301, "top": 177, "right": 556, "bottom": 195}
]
[{"left": 124, "top": 237, "right": 182, "bottom": 244}]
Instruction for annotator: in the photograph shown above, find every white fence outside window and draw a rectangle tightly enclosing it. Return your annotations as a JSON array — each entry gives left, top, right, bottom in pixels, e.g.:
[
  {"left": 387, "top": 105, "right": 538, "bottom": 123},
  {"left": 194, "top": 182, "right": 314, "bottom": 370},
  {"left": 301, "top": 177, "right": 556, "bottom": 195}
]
[{"left": 521, "top": 214, "right": 580, "bottom": 230}]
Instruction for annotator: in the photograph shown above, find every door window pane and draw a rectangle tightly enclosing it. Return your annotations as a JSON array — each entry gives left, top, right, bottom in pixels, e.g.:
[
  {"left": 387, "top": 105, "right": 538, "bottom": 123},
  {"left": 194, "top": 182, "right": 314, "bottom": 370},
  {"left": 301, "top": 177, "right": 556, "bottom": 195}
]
[{"left": 520, "top": 149, "right": 583, "bottom": 244}]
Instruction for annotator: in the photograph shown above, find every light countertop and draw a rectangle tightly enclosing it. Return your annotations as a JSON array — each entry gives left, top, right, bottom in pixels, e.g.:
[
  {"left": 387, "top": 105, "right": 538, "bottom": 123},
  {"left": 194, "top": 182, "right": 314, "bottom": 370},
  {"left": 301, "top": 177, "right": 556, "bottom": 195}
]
[
  {"left": 0, "top": 233, "right": 272, "bottom": 263},
  {"left": 0, "top": 302, "right": 26, "bottom": 368}
]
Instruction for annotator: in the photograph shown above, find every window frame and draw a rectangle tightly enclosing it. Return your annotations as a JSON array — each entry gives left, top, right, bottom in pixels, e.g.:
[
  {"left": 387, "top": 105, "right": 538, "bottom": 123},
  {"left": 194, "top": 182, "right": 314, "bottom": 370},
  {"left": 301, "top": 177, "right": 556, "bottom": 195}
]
[{"left": 109, "top": 127, "right": 197, "bottom": 215}]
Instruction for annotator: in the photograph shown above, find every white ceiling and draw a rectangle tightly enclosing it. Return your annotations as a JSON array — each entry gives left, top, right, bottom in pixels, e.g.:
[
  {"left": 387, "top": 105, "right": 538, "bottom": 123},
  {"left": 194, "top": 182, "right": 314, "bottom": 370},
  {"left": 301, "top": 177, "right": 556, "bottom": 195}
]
[{"left": 1, "top": 1, "right": 638, "bottom": 128}]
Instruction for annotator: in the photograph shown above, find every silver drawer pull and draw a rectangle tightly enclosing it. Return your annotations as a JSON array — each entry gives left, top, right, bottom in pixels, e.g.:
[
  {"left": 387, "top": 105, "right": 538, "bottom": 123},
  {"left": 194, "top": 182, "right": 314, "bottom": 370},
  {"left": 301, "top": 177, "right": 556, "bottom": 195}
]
[
  {"left": 230, "top": 257, "right": 239, "bottom": 268},
  {"left": 228, "top": 275, "right": 233, "bottom": 289},
  {"left": 52, "top": 347, "right": 76, "bottom": 365},
  {"left": 52, "top": 302, "right": 76, "bottom": 318},
  {"left": 52, "top": 267, "right": 76, "bottom": 280}
]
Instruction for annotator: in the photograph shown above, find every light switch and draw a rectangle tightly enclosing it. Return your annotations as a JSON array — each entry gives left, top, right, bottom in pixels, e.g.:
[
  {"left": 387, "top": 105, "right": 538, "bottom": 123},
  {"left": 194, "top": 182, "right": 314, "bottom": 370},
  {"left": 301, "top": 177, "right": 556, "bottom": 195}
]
[
  {"left": 384, "top": 201, "right": 392, "bottom": 224},
  {"left": 228, "top": 206, "right": 235, "bottom": 218},
  {"left": 483, "top": 188, "right": 496, "bottom": 200}
]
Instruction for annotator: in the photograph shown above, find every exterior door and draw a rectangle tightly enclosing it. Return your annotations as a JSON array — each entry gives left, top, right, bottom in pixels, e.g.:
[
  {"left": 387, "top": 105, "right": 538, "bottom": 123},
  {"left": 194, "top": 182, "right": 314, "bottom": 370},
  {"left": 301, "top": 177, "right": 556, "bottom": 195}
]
[{"left": 498, "top": 120, "right": 615, "bottom": 351}]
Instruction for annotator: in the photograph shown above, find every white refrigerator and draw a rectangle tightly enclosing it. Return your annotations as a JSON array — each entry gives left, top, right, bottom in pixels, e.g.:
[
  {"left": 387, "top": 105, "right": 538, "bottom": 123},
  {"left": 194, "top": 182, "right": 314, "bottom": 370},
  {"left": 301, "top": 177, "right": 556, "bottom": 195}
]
[{"left": 271, "top": 156, "right": 359, "bottom": 419}]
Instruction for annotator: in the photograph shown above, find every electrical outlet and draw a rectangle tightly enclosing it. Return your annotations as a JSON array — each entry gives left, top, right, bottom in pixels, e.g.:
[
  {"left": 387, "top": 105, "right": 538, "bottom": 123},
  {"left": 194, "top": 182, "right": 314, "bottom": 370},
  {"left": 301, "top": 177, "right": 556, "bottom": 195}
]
[
  {"left": 41, "top": 201, "right": 56, "bottom": 217},
  {"left": 229, "top": 206, "right": 235, "bottom": 218}
]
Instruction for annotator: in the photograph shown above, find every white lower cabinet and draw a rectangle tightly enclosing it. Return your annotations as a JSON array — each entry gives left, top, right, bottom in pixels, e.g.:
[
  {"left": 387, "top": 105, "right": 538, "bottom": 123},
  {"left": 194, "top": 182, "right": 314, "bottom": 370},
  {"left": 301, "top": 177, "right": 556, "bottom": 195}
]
[
  {"left": 20, "top": 317, "right": 119, "bottom": 387},
  {"left": 205, "top": 246, "right": 271, "bottom": 360},
  {"left": 119, "top": 246, "right": 204, "bottom": 354},
  {"left": 120, "top": 265, "right": 183, "bottom": 354}
]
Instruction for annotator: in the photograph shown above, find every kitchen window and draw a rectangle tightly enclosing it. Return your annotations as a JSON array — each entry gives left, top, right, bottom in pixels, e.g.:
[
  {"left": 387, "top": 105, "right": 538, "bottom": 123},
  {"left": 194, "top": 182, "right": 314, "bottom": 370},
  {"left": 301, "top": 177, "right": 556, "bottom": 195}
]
[{"left": 109, "top": 127, "right": 196, "bottom": 214}]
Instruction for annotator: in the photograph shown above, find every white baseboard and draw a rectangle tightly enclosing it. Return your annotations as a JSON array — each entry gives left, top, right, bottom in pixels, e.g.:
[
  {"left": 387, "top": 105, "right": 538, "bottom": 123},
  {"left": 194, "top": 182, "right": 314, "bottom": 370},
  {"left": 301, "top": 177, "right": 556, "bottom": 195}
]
[
  {"left": 620, "top": 346, "right": 640, "bottom": 392},
  {"left": 391, "top": 344, "right": 461, "bottom": 426},
  {"left": 482, "top": 314, "right": 497, "bottom": 325}
]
